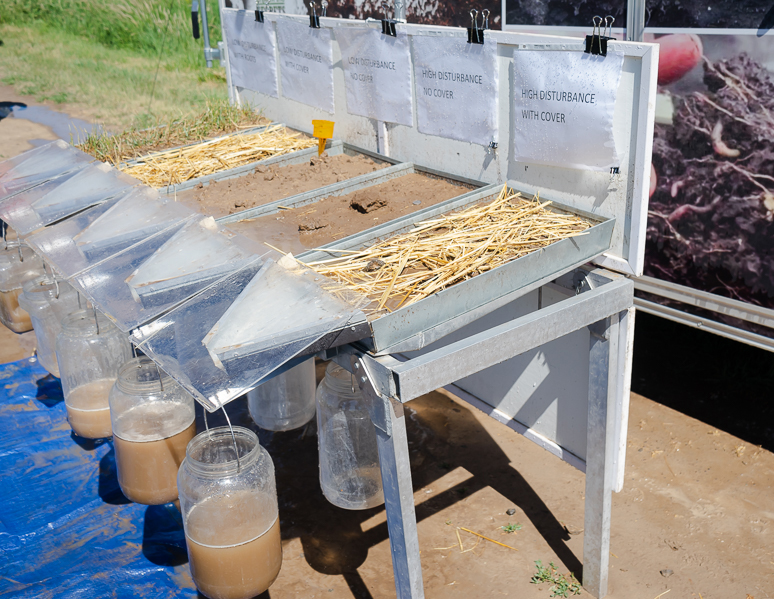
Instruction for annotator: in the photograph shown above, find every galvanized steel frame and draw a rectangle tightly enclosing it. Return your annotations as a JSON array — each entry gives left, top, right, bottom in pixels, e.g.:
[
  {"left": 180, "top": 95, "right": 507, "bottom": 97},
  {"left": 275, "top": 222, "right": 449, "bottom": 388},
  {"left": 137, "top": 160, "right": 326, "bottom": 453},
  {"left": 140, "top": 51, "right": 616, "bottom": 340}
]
[
  {"left": 212, "top": 6, "right": 641, "bottom": 598},
  {"left": 320, "top": 267, "right": 632, "bottom": 598}
]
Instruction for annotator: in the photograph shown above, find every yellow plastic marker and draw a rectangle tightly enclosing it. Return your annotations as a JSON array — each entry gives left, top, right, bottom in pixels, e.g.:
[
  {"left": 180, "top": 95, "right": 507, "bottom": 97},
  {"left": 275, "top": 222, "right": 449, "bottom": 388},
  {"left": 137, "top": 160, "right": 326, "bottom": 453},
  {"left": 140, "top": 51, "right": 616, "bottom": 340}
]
[{"left": 312, "top": 119, "right": 334, "bottom": 155}]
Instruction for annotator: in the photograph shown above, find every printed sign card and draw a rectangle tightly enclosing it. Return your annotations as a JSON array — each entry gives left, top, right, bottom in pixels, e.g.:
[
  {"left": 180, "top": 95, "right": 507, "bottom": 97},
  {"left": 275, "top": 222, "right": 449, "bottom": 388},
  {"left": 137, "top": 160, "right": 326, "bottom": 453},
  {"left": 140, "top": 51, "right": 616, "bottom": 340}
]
[
  {"left": 512, "top": 50, "right": 624, "bottom": 171},
  {"left": 411, "top": 36, "right": 498, "bottom": 147},
  {"left": 275, "top": 18, "right": 334, "bottom": 113},
  {"left": 336, "top": 27, "right": 413, "bottom": 126},
  {"left": 221, "top": 9, "right": 278, "bottom": 97}
]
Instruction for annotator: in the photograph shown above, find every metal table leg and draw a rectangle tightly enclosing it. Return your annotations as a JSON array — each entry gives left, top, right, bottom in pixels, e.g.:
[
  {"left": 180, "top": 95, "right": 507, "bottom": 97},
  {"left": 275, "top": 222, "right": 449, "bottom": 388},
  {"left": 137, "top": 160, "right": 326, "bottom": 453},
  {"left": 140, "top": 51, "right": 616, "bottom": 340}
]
[
  {"left": 583, "top": 313, "right": 621, "bottom": 598},
  {"left": 323, "top": 272, "right": 633, "bottom": 599},
  {"left": 353, "top": 356, "right": 425, "bottom": 599}
]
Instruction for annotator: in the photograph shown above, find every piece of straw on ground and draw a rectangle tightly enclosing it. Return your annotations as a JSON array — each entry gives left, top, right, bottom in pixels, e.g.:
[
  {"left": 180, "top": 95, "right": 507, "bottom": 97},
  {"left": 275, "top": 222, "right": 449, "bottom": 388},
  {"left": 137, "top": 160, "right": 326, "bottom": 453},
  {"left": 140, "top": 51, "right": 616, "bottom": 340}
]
[
  {"left": 119, "top": 124, "right": 316, "bottom": 187},
  {"left": 303, "top": 184, "right": 593, "bottom": 316}
]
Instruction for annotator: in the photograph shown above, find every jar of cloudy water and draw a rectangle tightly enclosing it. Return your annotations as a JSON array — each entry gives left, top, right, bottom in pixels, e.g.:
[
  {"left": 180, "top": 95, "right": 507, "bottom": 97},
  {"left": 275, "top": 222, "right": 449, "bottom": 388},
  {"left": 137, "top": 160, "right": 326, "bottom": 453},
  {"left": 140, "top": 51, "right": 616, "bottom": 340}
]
[
  {"left": 178, "top": 426, "right": 282, "bottom": 599},
  {"left": 109, "top": 356, "right": 196, "bottom": 505},
  {"left": 56, "top": 309, "right": 132, "bottom": 438}
]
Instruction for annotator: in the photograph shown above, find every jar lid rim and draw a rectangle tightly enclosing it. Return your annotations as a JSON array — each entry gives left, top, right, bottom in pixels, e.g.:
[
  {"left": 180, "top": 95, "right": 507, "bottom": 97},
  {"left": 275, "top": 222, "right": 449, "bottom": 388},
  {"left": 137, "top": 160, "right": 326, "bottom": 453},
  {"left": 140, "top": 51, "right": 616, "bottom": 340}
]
[
  {"left": 185, "top": 426, "right": 260, "bottom": 475},
  {"left": 116, "top": 356, "right": 172, "bottom": 394}
]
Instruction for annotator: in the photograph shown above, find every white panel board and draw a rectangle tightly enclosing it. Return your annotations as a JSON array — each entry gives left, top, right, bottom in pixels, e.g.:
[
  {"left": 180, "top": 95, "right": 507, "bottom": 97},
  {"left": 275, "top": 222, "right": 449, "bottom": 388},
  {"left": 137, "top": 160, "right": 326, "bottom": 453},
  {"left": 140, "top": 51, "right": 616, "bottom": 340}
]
[{"left": 229, "top": 16, "right": 657, "bottom": 277}]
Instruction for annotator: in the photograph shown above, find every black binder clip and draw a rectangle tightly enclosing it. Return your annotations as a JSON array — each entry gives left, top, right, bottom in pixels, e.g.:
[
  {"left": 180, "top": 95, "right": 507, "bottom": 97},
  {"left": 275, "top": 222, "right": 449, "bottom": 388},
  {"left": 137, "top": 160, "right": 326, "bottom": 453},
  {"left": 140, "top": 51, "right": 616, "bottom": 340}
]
[
  {"left": 467, "top": 9, "right": 484, "bottom": 44},
  {"left": 381, "top": 2, "right": 397, "bottom": 36},
  {"left": 380, "top": 2, "right": 398, "bottom": 37},
  {"left": 585, "top": 15, "right": 614, "bottom": 56},
  {"left": 254, "top": 5, "right": 265, "bottom": 23},
  {"left": 309, "top": 1, "right": 321, "bottom": 28}
]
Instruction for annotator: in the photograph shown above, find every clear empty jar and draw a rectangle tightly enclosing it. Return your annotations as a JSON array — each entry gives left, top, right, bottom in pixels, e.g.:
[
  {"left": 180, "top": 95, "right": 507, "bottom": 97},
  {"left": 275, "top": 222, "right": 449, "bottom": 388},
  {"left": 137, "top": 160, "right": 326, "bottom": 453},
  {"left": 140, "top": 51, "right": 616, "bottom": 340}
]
[
  {"left": 18, "top": 275, "right": 66, "bottom": 376},
  {"left": 109, "top": 356, "right": 196, "bottom": 505},
  {"left": 0, "top": 242, "right": 44, "bottom": 333},
  {"left": 56, "top": 309, "right": 132, "bottom": 438},
  {"left": 178, "top": 426, "right": 282, "bottom": 599},
  {"left": 247, "top": 358, "right": 316, "bottom": 431},
  {"left": 316, "top": 362, "right": 384, "bottom": 510}
]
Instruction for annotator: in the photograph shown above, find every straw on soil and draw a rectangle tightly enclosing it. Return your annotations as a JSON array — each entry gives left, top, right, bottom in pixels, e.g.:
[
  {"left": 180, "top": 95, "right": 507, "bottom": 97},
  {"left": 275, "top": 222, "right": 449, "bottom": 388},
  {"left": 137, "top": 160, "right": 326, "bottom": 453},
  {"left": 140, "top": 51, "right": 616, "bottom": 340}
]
[
  {"left": 303, "top": 184, "right": 593, "bottom": 316},
  {"left": 77, "top": 100, "right": 270, "bottom": 164},
  {"left": 118, "top": 124, "right": 316, "bottom": 187}
]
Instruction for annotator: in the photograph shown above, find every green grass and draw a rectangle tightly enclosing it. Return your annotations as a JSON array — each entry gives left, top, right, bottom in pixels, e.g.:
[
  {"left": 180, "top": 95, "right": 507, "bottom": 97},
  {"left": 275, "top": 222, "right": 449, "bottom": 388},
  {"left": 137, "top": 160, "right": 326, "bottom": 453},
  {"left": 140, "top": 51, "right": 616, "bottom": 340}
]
[
  {"left": 0, "top": 0, "right": 220, "bottom": 69},
  {"left": 530, "top": 561, "right": 582, "bottom": 598},
  {"left": 0, "top": 0, "right": 228, "bottom": 129},
  {"left": 78, "top": 99, "right": 269, "bottom": 163},
  {"left": 0, "top": 23, "right": 227, "bottom": 130}
]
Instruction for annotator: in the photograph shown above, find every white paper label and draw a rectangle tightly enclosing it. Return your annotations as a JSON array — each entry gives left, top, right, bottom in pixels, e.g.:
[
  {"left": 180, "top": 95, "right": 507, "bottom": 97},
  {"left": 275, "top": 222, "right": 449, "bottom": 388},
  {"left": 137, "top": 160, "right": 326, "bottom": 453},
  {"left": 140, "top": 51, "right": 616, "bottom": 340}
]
[
  {"left": 512, "top": 50, "right": 624, "bottom": 171},
  {"left": 411, "top": 36, "right": 498, "bottom": 147},
  {"left": 336, "top": 28, "right": 413, "bottom": 127},
  {"left": 275, "top": 18, "right": 334, "bottom": 113},
  {"left": 221, "top": 9, "right": 278, "bottom": 97}
]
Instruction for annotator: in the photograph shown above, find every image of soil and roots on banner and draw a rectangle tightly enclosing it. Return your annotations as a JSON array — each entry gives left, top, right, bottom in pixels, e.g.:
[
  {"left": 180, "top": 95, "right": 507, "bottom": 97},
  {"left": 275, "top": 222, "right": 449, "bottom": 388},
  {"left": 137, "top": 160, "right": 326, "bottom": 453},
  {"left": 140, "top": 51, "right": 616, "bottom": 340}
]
[{"left": 646, "top": 32, "right": 774, "bottom": 334}]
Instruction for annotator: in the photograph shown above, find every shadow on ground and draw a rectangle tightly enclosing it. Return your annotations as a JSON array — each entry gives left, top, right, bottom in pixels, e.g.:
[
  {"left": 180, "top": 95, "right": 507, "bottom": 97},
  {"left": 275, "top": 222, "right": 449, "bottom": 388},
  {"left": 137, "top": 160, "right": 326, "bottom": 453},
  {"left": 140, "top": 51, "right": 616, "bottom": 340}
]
[{"left": 632, "top": 311, "right": 774, "bottom": 452}]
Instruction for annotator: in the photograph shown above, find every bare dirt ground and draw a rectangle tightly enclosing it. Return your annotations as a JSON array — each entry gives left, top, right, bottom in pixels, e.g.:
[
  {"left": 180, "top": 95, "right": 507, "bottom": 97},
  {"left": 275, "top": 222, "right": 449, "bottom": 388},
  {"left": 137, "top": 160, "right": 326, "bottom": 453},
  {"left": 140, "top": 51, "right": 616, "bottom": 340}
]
[
  {"left": 230, "top": 173, "right": 473, "bottom": 255},
  {"left": 1, "top": 105, "right": 772, "bottom": 599},
  {"left": 175, "top": 152, "right": 390, "bottom": 218}
]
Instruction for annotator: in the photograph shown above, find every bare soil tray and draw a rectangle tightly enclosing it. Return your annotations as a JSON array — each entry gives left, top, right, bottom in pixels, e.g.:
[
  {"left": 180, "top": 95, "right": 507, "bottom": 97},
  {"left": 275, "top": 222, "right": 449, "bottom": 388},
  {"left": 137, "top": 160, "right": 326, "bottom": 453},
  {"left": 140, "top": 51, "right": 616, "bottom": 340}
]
[
  {"left": 227, "top": 173, "right": 475, "bottom": 255},
  {"left": 174, "top": 152, "right": 390, "bottom": 218}
]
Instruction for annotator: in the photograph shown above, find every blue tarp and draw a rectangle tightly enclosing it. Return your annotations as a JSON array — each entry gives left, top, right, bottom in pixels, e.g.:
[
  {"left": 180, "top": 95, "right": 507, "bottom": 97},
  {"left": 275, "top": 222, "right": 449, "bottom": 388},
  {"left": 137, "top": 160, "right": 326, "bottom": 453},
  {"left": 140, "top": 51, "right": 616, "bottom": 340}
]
[{"left": 0, "top": 358, "right": 199, "bottom": 598}]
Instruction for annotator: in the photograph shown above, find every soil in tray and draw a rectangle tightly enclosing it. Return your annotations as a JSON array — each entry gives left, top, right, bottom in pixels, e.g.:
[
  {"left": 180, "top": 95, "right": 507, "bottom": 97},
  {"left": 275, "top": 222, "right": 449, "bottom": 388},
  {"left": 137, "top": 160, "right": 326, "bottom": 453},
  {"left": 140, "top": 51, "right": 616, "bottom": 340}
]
[
  {"left": 174, "top": 152, "right": 389, "bottom": 219},
  {"left": 226, "top": 173, "right": 475, "bottom": 256}
]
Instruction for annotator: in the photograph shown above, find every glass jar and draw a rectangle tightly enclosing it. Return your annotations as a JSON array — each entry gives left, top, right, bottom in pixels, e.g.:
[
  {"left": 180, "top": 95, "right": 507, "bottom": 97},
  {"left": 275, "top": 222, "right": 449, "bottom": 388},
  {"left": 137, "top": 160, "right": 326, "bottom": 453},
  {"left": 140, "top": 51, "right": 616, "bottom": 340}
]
[
  {"left": 178, "top": 426, "right": 282, "bottom": 599},
  {"left": 0, "top": 242, "right": 44, "bottom": 333},
  {"left": 42, "top": 278, "right": 80, "bottom": 324},
  {"left": 109, "top": 356, "right": 196, "bottom": 505},
  {"left": 18, "top": 276, "right": 64, "bottom": 376},
  {"left": 56, "top": 309, "right": 132, "bottom": 439},
  {"left": 316, "top": 362, "right": 384, "bottom": 510},
  {"left": 247, "top": 358, "right": 316, "bottom": 432}
]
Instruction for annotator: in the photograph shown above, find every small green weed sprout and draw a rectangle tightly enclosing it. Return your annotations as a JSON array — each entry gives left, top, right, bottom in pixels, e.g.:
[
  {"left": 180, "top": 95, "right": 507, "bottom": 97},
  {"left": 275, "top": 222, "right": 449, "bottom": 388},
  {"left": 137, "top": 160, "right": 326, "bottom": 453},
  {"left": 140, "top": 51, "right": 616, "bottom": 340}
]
[
  {"left": 530, "top": 560, "right": 581, "bottom": 597},
  {"left": 501, "top": 523, "right": 522, "bottom": 533}
]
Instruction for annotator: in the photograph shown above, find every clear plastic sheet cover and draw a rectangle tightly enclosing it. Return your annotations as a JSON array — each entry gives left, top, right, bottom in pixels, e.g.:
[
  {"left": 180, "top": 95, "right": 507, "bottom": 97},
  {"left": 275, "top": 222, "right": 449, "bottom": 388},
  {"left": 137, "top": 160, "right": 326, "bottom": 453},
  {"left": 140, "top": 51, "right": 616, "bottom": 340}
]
[
  {"left": 203, "top": 255, "right": 368, "bottom": 370},
  {"left": 124, "top": 216, "right": 263, "bottom": 309},
  {"left": 133, "top": 258, "right": 272, "bottom": 411},
  {"left": 0, "top": 163, "right": 140, "bottom": 236},
  {"left": 69, "top": 216, "right": 198, "bottom": 332},
  {"left": 24, "top": 194, "right": 125, "bottom": 277},
  {"left": 73, "top": 187, "right": 194, "bottom": 265},
  {"left": 0, "top": 140, "right": 95, "bottom": 199},
  {"left": 0, "top": 167, "right": 87, "bottom": 228}
]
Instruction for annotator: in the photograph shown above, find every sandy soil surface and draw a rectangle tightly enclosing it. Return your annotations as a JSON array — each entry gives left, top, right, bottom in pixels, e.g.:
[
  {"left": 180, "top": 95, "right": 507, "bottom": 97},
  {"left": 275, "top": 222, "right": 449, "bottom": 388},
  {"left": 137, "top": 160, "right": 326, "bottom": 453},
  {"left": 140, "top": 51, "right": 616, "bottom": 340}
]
[
  {"left": 0, "top": 82, "right": 97, "bottom": 159},
  {"left": 229, "top": 173, "right": 474, "bottom": 255},
  {"left": 201, "top": 366, "right": 774, "bottom": 599},
  {"left": 1, "top": 98, "right": 772, "bottom": 599},
  {"left": 175, "top": 152, "right": 390, "bottom": 218},
  {"left": 0, "top": 324, "right": 36, "bottom": 363}
]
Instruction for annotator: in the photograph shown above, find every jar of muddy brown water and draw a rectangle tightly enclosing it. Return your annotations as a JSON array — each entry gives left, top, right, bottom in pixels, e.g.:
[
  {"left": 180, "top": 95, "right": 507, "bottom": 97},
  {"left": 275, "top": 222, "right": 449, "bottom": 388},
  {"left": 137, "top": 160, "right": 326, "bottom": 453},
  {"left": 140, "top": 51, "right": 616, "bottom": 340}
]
[
  {"left": 178, "top": 426, "right": 282, "bottom": 599},
  {"left": 0, "top": 241, "right": 43, "bottom": 333},
  {"left": 56, "top": 309, "right": 132, "bottom": 438},
  {"left": 109, "top": 356, "right": 196, "bottom": 505}
]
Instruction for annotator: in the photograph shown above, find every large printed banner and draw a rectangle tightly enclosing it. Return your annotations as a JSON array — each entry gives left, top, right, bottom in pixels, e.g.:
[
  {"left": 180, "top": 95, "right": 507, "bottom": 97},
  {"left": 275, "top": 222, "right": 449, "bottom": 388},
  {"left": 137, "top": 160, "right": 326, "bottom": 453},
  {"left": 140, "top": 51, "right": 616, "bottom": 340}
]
[
  {"left": 645, "top": 31, "right": 774, "bottom": 332},
  {"left": 275, "top": 18, "right": 335, "bottom": 113},
  {"left": 336, "top": 28, "right": 413, "bottom": 126},
  {"left": 221, "top": 9, "right": 278, "bottom": 97},
  {"left": 512, "top": 50, "right": 623, "bottom": 171},
  {"left": 411, "top": 36, "right": 498, "bottom": 147}
]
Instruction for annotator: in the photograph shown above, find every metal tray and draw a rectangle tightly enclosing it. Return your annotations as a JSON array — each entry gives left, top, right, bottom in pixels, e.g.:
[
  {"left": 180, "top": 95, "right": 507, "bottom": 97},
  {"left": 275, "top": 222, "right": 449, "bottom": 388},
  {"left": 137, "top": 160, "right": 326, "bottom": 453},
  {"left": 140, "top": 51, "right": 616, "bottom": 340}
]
[
  {"left": 157, "top": 137, "right": 391, "bottom": 195},
  {"left": 298, "top": 181, "right": 615, "bottom": 355},
  {"left": 215, "top": 159, "right": 484, "bottom": 231}
]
